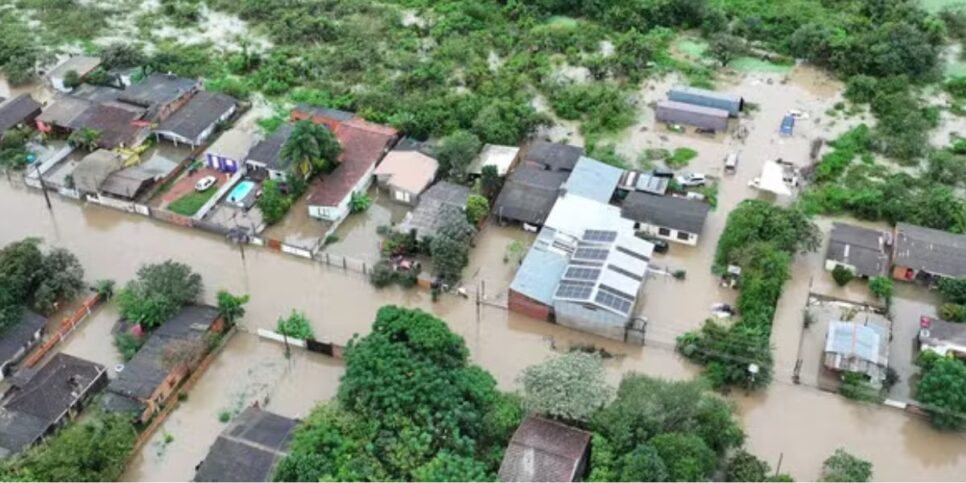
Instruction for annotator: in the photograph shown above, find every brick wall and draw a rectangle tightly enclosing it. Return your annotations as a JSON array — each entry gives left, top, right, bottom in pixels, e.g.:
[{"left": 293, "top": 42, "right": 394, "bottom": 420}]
[{"left": 508, "top": 289, "right": 551, "bottom": 321}]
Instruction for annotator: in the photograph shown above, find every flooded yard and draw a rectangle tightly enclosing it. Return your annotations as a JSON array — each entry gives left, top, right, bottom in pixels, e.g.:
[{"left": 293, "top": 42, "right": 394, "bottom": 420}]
[{"left": 321, "top": 186, "right": 408, "bottom": 263}]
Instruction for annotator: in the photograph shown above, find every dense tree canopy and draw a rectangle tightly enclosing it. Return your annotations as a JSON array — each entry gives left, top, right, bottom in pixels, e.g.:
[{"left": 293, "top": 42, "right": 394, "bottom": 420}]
[
  {"left": 116, "top": 260, "right": 202, "bottom": 329},
  {"left": 0, "top": 239, "right": 86, "bottom": 331},
  {"left": 519, "top": 351, "right": 613, "bottom": 423},
  {"left": 916, "top": 351, "right": 966, "bottom": 430},
  {"left": 275, "top": 306, "right": 522, "bottom": 481}
]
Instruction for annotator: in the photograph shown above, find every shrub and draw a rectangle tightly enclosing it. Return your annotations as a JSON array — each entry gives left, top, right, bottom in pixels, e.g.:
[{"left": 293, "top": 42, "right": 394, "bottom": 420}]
[
  {"left": 114, "top": 331, "right": 143, "bottom": 362},
  {"left": 665, "top": 147, "right": 697, "bottom": 168},
  {"left": 465, "top": 194, "right": 489, "bottom": 225},
  {"left": 868, "top": 276, "right": 893, "bottom": 303},
  {"left": 349, "top": 192, "right": 372, "bottom": 213},
  {"left": 839, "top": 372, "right": 881, "bottom": 403},
  {"left": 938, "top": 303, "right": 966, "bottom": 322},
  {"left": 821, "top": 448, "right": 872, "bottom": 482},
  {"left": 276, "top": 310, "right": 315, "bottom": 340},
  {"left": 832, "top": 265, "right": 854, "bottom": 286}
]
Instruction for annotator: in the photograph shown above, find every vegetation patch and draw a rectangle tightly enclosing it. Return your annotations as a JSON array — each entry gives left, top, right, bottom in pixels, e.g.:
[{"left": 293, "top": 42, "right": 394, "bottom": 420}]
[
  {"left": 666, "top": 147, "right": 698, "bottom": 168},
  {"left": 167, "top": 187, "right": 218, "bottom": 216}
]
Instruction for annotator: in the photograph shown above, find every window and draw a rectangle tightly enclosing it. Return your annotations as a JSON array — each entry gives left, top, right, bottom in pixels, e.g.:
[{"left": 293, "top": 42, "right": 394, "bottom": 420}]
[
  {"left": 395, "top": 190, "right": 411, "bottom": 203},
  {"left": 658, "top": 227, "right": 671, "bottom": 236},
  {"left": 677, "top": 231, "right": 691, "bottom": 241}
]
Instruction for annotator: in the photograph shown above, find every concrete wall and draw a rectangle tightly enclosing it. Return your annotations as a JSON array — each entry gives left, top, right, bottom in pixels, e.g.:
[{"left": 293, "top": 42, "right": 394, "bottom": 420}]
[
  {"left": 554, "top": 300, "right": 628, "bottom": 341},
  {"left": 509, "top": 289, "right": 552, "bottom": 321}
]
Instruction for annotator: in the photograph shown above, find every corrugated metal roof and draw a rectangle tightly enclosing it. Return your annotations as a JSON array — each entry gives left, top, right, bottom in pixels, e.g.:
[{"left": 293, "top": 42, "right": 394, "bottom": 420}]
[
  {"left": 510, "top": 242, "right": 569, "bottom": 306},
  {"left": 561, "top": 156, "right": 623, "bottom": 203}
]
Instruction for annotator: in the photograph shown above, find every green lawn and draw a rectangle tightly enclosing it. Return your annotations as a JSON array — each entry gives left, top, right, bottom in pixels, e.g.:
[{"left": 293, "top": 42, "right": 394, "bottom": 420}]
[{"left": 167, "top": 187, "right": 217, "bottom": 216}]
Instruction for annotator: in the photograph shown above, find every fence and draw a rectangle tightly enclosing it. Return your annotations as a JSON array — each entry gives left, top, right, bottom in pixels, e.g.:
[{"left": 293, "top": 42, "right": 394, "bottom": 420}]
[
  {"left": 22, "top": 293, "right": 103, "bottom": 368},
  {"left": 256, "top": 328, "right": 345, "bottom": 359}
]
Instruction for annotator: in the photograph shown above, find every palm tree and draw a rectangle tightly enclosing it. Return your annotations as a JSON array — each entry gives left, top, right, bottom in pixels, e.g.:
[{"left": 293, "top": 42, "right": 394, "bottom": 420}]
[
  {"left": 280, "top": 120, "right": 342, "bottom": 178},
  {"left": 68, "top": 127, "right": 102, "bottom": 152}
]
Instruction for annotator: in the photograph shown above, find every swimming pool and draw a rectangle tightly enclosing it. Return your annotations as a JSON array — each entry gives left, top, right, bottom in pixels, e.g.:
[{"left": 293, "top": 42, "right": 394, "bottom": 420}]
[{"left": 226, "top": 180, "right": 258, "bottom": 209}]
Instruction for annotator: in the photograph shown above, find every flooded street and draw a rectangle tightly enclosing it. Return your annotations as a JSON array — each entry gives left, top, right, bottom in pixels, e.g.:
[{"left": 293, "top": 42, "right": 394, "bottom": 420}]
[{"left": 3, "top": 167, "right": 966, "bottom": 480}]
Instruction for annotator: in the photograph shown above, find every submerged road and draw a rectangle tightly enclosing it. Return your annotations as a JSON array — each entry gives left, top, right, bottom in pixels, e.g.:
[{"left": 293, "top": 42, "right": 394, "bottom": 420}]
[{"left": 2, "top": 179, "right": 965, "bottom": 481}]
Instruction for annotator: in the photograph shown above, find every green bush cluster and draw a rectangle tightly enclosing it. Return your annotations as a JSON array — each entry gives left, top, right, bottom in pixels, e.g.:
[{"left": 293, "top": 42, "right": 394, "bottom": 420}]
[{"left": 0, "top": 239, "right": 85, "bottom": 330}]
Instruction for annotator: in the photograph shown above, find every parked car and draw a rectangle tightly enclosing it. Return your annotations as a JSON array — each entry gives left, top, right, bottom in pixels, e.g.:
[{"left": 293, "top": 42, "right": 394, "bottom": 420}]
[
  {"left": 635, "top": 233, "right": 669, "bottom": 254},
  {"left": 780, "top": 115, "right": 795, "bottom": 136},
  {"left": 195, "top": 176, "right": 216, "bottom": 191},
  {"left": 788, "top": 109, "right": 809, "bottom": 119},
  {"left": 676, "top": 172, "right": 707, "bottom": 187},
  {"left": 724, "top": 152, "right": 739, "bottom": 174}
]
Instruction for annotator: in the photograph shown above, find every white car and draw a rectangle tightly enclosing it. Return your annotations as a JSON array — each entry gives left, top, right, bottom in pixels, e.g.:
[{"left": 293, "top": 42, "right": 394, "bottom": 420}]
[
  {"left": 676, "top": 172, "right": 707, "bottom": 187},
  {"left": 195, "top": 176, "right": 216, "bottom": 192},
  {"left": 788, "top": 109, "right": 810, "bottom": 120}
]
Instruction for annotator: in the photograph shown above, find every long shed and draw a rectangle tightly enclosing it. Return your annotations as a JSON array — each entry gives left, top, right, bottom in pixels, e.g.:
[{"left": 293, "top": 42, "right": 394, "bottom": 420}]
[
  {"left": 668, "top": 86, "right": 744, "bottom": 116},
  {"left": 656, "top": 100, "right": 729, "bottom": 132}
]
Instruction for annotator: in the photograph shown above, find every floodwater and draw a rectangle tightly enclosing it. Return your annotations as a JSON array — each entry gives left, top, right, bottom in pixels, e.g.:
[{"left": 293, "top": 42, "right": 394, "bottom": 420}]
[
  {"left": 321, "top": 186, "right": 408, "bottom": 263},
  {"left": 3, "top": 171, "right": 966, "bottom": 480}
]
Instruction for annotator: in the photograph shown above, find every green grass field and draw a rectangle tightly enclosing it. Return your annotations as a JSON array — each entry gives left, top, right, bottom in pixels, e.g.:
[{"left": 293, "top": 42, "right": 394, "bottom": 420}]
[{"left": 167, "top": 187, "right": 217, "bottom": 216}]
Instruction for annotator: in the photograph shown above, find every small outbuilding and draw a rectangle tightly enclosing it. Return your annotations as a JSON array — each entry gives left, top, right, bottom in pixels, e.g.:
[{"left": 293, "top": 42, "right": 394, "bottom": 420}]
[
  {"left": 824, "top": 320, "right": 890, "bottom": 383},
  {"left": 668, "top": 86, "right": 744, "bottom": 116},
  {"left": 0, "top": 94, "right": 42, "bottom": 136},
  {"left": 467, "top": 143, "right": 521, "bottom": 177},
  {"left": 655, "top": 100, "right": 729, "bottom": 132},
  {"left": 498, "top": 415, "right": 591, "bottom": 482},
  {"left": 46, "top": 56, "right": 102, "bottom": 93},
  {"left": 825, "top": 223, "right": 891, "bottom": 278},
  {"left": 892, "top": 222, "right": 966, "bottom": 282},
  {"left": 621, "top": 192, "right": 710, "bottom": 246},
  {"left": 374, "top": 149, "right": 439, "bottom": 205},
  {"left": 204, "top": 129, "right": 256, "bottom": 174},
  {"left": 193, "top": 406, "right": 299, "bottom": 482}
]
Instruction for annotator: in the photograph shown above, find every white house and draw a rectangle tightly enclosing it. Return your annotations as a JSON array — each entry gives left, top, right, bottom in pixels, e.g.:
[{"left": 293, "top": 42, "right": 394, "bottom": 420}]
[{"left": 620, "top": 191, "right": 710, "bottom": 246}]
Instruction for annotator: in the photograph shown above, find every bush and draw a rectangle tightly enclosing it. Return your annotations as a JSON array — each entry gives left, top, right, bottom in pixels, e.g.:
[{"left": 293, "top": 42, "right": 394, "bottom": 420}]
[
  {"left": 839, "top": 372, "right": 881, "bottom": 403},
  {"left": 349, "top": 192, "right": 372, "bottom": 213},
  {"left": 276, "top": 310, "right": 315, "bottom": 340},
  {"left": 666, "top": 147, "right": 698, "bottom": 168},
  {"left": 257, "top": 180, "right": 294, "bottom": 225},
  {"left": 465, "top": 194, "right": 489, "bottom": 225},
  {"left": 821, "top": 448, "right": 872, "bottom": 482},
  {"left": 114, "top": 331, "right": 143, "bottom": 362},
  {"left": 546, "top": 82, "right": 635, "bottom": 136},
  {"left": 938, "top": 303, "right": 966, "bottom": 322},
  {"left": 832, "top": 265, "right": 854, "bottom": 287},
  {"left": 868, "top": 276, "right": 892, "bottom": 303}
]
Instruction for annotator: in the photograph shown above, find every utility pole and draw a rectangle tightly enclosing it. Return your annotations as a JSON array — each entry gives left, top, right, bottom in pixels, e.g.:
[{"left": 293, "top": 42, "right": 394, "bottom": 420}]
[
  {"left": 774, "top": 452, "right": 784, "bottom": 477},
  {"left": 34, "top": 160, "right": 52, "bottom": 211}
]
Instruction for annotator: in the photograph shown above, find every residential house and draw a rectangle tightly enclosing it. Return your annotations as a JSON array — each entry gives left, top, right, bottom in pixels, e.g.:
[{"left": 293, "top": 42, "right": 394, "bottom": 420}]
[
  {"left": 397, "top": 181, "right": 471, "bottom": 239},
  {"left": 560, "top": 156, "right": 622, "bottom": 203},
  {"left": 289, "top": 104, "right": 353, "bottom": 132},
  {"left": 467, "top": 143, "right": 520, "bottom": 177},
  {"left": 102, "top": 305, "right": 224, "bottom": 422},
  {"left": 46, "top": 56, "right": 102, "bottom": 93},
  {"left": 69, "top": 102, "right": 151, "bottom": 149},
  {"left": 155, "top": 91, "right": 237, "bottom": 148},
  {"left": 194, "top": 406, "right": 299, "bottom": 482},
  {"left": 0, "top": 94, "right": 42, "bottom": 136},
  {"left": 498, "top": 415, "right": 591, "bottom": 482},
  {"left": 0, "top": 310, "right": 46, "bottom": 381},
  {"left": 667, "top": 86, "right": 744, "bottom": 116},
  {"left": 655, "top": 100, "right": 729, "bottom": 132},
  {"left": 35, "top": 95, "right": 94, "bottom": 133},
  {"left": 892, "top": 222, "right": 966, "bottom": 282},
  {"left": 825, "top": 223, "right": 891, "bottom": 278},
  {"left": 508, "top": 244, "right": 569, "bottom": 321},
  {"left": 245, "top": 124, "right": 295, "bottom": 182},
  {"left": 0, "top": 353, "right": 107, "bottom": 458},
  {"left": 99, "top": 165, "right": 158, "bottom": 200},
  {"left": 919, "top": 316, "right": 966, "bottom": 359},
  {"left": 621, "top": 192, "right": 711, "bottom": 246},
  {"left": 305, "top": 117, "right": 398, "bottom": 222},
  {"left": 117, "top": 73, "right": 201, "bottom": 123},
  {"left": 618, "top": 170, "right": 670, "bottom": 196},
  {"left": 523, "top": 141, "right": 583, "bottom": 172},
  {"left": 493, "top": 166, "right": 569, "bottom": 226},
  {"left": 824, "top": 320, "right": 890, "bottom": 384},
  {"left": 72, "top": 149, "right": 125, "bottom": 194},
  {"left": 204, "top": 128, "right": 256, "bottom": 174},
  {"left": 373, "top": 149, "right": 439, "bottom": 205}
]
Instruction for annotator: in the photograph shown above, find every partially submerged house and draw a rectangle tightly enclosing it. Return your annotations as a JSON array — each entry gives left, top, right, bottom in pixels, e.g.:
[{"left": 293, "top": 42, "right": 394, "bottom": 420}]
[
  {"left": 655, "top": 100, "right": 729, "bottom": 132},
  {"left": 493, "top": 166, "right": 569, "bottom": 226},
  {"left": 46, "top": 56, "right": 102, "bottom": 93},
  {"left": 117, "top": 73, "right": 201, "bottom": 123},
  {"left": 72, "top": 149, "right": 125, "bottom": 194},
  {"left": 824, "top": 320, "right": 890, "bottom": 384},
  {"left": 397, "top": 181, "right": 471, "bottom": 239},
  {"left": 305, "top": 117, "right": 398, "bottom": 222},
  {"left": 825, "top": 223, "right": 891, "bottom": 278},
  {"left": 523, "top": 141, "right": 583, "bottom": 172},
  {"left": 621, "top": 192, "right": 711, "bottom": 246},
  {"left": 204, "top": 128, "right": 256, "bottom": 174},
  {"left": 289, "top": 104, "right": 353, "bottom": 132},
  {"left": 194, "top": 406, "right": 299, "bottom": 482},
  {"left": 100, "top": 165, "right": 158, "bottom": 200},
  {"left": 35, "top": 95, "right": 94, "bottom": 133},
  {"left": 0, "top": 310, "right": 46, "bottom": 381},
  {"left": 0, "top": 353, "right": 107, "bottom": 458},
  {"left": 155, "top": 91, "right": 237, "bottom": 148},
  {"left": 560, "top": 156, "right": 622, "bottom": 203},
  {"left": 373, "top": 149, "right": 439, "bottom": 205},
  {"left": 892, "top": 222, "right": 966, "bottom": 282},
  {"left": 919, "top": 317, "right": 966, "bottom": 359},
  {"left": 467, "top": 143, "right": 520, "bottom": 177},
  {"left": 667, "top": 86, "right": 744, "bottom": 116},
  {"left": 71, "top": 102, "right": 151, "bottom": 149},
  {"left": 0, "top": 94, "right": 42, "bottom": 136},
  {"left": 498, "top": 415, "right": 591, "bottom": 482},
  {"left": 245, "top": 124, "right": 294, "bottom": 181},
  {"left": 102, "top": 305, "right": 224, "bottom": 422}
]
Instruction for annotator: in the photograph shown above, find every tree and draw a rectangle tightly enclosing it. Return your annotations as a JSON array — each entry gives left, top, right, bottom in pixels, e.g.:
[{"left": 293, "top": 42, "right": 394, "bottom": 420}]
[
  {"left": 280, "top": 120, "right": 341, "bottom": 177},
  {"left": 435, "top": 130, "right": 481, "bottom": 181},
  {"left": 411, "top": 452, "right": 490, "bottom": 482},
  {"left": 465, "top": 194, "right": 489, "bottom": 225},
  {"left": 62, "top": 69, "right": 82, "bottom": 89},
  {"left": 257, "top": 180, "right": 293, "bottom": 225},
  {"left": 937, "top": 278, "right": 966, "bottom": 304},
  {"left": 916, "top": 354, "right": 966, "bottom": 430},
  {"left": 430, "top": 212, "right": 476, "bottom": 284},
  {"left": 99, "top": 42, "right": 145, "bottom": 69},
  {"left": 276, "top": 310, "right": 315, "bottom": 340},
  {"left": 33, "top": 248, "right": 85, "bottom": 314},
  {"left": 619, "top": 443, "right": 669, "bottom": 482},
  {"left": 650, "top": 432, "right": 716, "bottom": 481},
  {"left": 832, "top": 265, "right": 854, "bottom": 287},
  {"left": 68, "top": 128, "right": 102, "bottom": 151},
  {"left": 479, "top": 165, "right": 501, "bottom": 199},
  {"left": 726, "top": 449, "right": 771, "bottom": 482},
  {"left": 0, "top": 239, "right": 45, "bottom": 330},
  {"left": 519, "top": 352, "right": 613, "bottom": 423},
  {"left": 820, "top": 449, "right": 872, "bottom": 482},
  {"left": 707, "top": 33, "right": 746, "bottom": 67},
  {"left": 116, "top": 260, "right": 202, "bottom": 329},
  {"left": 349, "top": 191, "right": 372, "bottom": 213},
  {"left": 216, "top": 290, "right": 249, "bottom": 327},
  {"left": 5, "top": 413, "right": 136, "bottom": 481},
  {"left": 471, "top": 100, "right": 541, "bottom": 145},
  {"left": 868, "top": 276, "right": 892, "bottom": 303}
]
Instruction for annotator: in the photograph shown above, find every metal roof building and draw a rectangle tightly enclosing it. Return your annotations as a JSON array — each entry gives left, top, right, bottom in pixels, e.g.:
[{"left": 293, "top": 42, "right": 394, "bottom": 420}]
[
  {"left": 655, "top": 100, "right": 729, "bottom": 132},
  {"left": 668, "top": 86, "right": 744, "bottom": 116},
  {"left": 893, "top": 222, "right": 966, "bottom": 280},
  {"left": 824, "top": 320, "right": 890, "bottom": 382},
  {"left": 825, "top": 223, "right": 891, "bottom": 278},
  {"left": 560, "top": 156, "right": 623, "bottom": 203},
  {"left": 498, "top": 415, "right": 591, "bottom": 482}
]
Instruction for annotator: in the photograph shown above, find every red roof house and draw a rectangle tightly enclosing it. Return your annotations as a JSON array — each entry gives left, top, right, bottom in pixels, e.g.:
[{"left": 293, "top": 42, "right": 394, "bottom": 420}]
[{"left": 305, "top": 116, "right": 398, "bottom": 222}]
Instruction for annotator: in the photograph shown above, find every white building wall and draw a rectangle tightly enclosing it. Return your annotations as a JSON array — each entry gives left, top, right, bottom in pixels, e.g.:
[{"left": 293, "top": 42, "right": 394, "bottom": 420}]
[
  {"left": 308, "top": 163, "right": 376, "bottom": 222},
  {"left": 636, "top": 222, "right": 698, "bottom": 246},
  {"left": 553, "top": 300, "right": 629, "bottom": 341}
]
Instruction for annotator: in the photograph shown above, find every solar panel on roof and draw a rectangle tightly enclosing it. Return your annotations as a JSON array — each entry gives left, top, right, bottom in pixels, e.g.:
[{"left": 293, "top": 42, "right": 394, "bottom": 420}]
[
  {"left": 584, "top": 230, "right": 618, "bottom": 242},
  {"left": 600, "top": 283, "right": 636, "bottom": 301},
  {"left": 595, "top": 290, "right": 633, "bottom": 314},
  {"left": 564, "top": 266, "right": 602, "bottom": 281},
  {"left": 555, "top": 280, "right": 594, "bottom": 300},
  {"left": 574, "top": 247, "right": 608, "bottom": 261}
]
